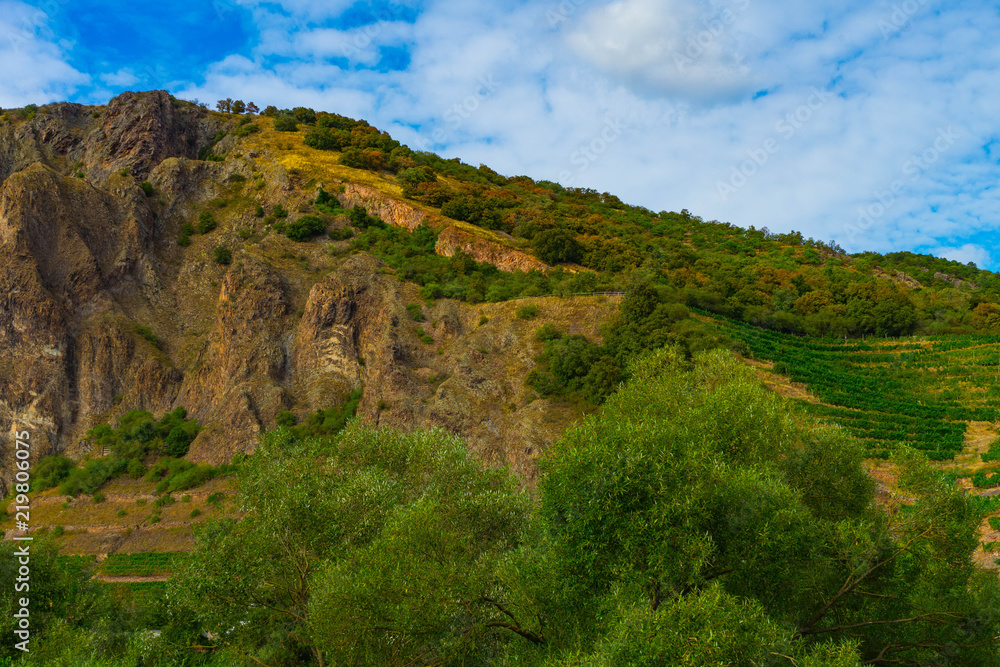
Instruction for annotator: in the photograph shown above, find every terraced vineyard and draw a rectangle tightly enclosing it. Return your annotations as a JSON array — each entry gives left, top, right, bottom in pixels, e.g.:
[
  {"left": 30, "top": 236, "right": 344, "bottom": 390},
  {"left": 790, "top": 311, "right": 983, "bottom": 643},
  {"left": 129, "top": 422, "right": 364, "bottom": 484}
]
[
  {"left": 712, "top": 316, "right": 1000, "bottom": 459},
  {"left": 97, "top": 552, "right": 186, "bottom": 577}
]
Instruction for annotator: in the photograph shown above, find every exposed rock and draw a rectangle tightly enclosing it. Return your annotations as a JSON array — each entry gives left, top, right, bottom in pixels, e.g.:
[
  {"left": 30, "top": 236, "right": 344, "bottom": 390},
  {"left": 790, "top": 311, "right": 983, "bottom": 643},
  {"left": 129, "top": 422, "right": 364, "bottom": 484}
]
[
  {"left": 934, "top": 272, "right": 977, "bottom": 290},
  {"left": 341, "top": 183, "right": 427, "bottom": 230},
  {"left": 436, "top": 226, "right": 549, "bottom": 273}
]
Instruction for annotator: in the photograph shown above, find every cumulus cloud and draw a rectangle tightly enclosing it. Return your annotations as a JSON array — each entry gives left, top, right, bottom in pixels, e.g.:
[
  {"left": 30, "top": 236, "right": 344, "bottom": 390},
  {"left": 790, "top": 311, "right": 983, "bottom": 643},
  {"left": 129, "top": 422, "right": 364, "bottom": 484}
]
[
  {"left": 565, "top": 0, "right": 755, "bottom": 102},
  {"left": 6, "top": 0, "right": 1000, "bottom": 269},
  {"left": 0, "top": 1, "right": 88, "bottom": 107}
]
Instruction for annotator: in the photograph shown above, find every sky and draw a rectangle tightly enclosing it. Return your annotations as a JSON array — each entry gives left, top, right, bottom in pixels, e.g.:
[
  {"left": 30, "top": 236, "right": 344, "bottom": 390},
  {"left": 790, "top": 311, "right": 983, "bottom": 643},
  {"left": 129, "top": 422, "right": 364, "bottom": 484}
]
[{"left": 2, "top": 0, "right": 999, "bottom": 269}]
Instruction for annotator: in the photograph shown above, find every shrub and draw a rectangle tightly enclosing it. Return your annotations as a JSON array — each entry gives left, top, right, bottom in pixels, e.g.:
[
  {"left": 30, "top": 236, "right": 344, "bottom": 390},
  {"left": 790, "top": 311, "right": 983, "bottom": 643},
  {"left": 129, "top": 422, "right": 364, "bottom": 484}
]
[
  {"left": 417, "top": 328, "right": 434, "bottom": 344},
  {"left": 136, "top": 499, "right": 147, "bottom": 506},
  {"left": 285, "top": 215, "right": 326, "bottom": 242},
  {"left": 990, "top": 517, "right": 1000, "bottom": 531},
  {"left": 181, "top": 494, "right": 192, "bottom": 503},
  {"left": 32, "top": 455, "right": 75, "bottom": 491},
  {"left": 149, "top": 514, "right": 161, "bottom": 524},
  {"left": 535, "top": 323, "right": 563, "bottom": 342},
  {"left": 92, "top": 492, "right": 105, "bottom": 504},
  {"left": 516, "top": 304, "right": 540, "bottom": 319},
  {"left": 177, "top": 234, "right": 191, "bottom": 247},
  {"left": 233, "top": 123, "right": 260, "bottom": 137},
  {"left": 254, "top": 204, "right": 265, "bottom": 217},
  {"left": 272, "top": 204, "right": 288, "bottom": 218},
  {"left": 126, "top": 459, "right": 146, "bottom": 479},
  {"left": 190, "top": 509, "right": 202, "bottom": 519},
  {"left": 274, "top": 114, "right": 298, "bottom": 132},
  {"left": 276, "top": 410, "right": 297, "bottom": 427},
  {"left": 207, "top": 492, "right": 225, "bottom": 507},
  {"left": 133, "top": 324, "right": 162, "bottom": 349},
  {"left": 116, "top": 509, "right": 127, "bottom": 517},
  {"left": 228, "top": 173, "right": 247, "bottom": 183},
  {"left": 197, "top": 211, "right": 217, "bottom": 234},
  {"left": 153, "top": 495, "right": 175, "bottom": 508},
  {"left": 479, "top": 315, "right": 489, "bottom": 326},
  {"left": 140, "top": 181, "right": 155, "bottom": 197},
  {"left": 52, "top": 525, "right": 64, "bottom": 537},
  {"left": 214, "top": 246, "right": 232, "bottom": 265},
  {"left": 406, "top": 303, "right": 426, "bottom": 322}
]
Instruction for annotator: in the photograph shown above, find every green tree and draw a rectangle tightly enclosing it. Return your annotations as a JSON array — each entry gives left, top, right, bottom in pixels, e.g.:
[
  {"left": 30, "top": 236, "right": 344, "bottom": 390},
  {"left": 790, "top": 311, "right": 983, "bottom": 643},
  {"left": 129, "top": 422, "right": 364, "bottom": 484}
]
[
  {"left": 171, "top": 423, "right": 533, "bottom": 667},
  {"left": 531, "top": 228, "right": 583, "bottom": 265}
]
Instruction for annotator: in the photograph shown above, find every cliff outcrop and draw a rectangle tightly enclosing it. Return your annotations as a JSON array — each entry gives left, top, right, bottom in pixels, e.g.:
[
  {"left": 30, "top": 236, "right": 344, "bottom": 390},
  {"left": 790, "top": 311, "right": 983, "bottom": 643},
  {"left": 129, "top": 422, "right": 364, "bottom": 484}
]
[{"left": 0, "top": 91, "right": 614, "bottom": 490}]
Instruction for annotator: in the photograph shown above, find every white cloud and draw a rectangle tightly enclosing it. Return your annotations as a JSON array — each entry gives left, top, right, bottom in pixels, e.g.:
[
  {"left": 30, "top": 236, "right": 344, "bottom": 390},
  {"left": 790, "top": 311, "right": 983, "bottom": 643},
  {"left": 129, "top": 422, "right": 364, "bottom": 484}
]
[
  {"left": 0, "top": 1, "right": 88, "bottom": 107},
  {"left": 565, "top": 0, "right": 758, "bottom": 102},
  {"left": 12, "top": 0, "right": 998, "bottom": 269},
  {"left": 926, "top": 244, "right": 992, "bottom": 269},
  {"left": 100, "top": 68, "right": 141, "bottom": 87}
]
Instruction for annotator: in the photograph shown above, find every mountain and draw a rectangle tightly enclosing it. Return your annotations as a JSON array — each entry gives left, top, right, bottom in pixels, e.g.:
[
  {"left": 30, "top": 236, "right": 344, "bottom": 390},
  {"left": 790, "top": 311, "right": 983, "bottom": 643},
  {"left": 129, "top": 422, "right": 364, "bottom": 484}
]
[{"left": 2, "top": 89, "right": 999, "bottom": 493}]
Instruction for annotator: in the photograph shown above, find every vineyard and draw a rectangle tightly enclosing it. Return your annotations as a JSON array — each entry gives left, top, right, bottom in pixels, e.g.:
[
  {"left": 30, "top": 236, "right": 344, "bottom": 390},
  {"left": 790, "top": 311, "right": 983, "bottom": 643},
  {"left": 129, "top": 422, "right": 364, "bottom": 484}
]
[
  {"left": 96, "top": 552, "right": 187, "bottom": 577},
  {"left": 712, "top": 316, "right": 1000, "bottom": 459}
]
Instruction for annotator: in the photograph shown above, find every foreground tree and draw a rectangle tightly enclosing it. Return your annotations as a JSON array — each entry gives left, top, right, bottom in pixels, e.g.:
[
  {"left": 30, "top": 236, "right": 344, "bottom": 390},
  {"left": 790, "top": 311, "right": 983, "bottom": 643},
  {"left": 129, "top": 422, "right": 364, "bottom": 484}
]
[
  {"left": 170, "top": 424, "right": 533, "bottom": 666},
  {"left": 535, "top": 348, "right": 1000, "bottom": 665}
]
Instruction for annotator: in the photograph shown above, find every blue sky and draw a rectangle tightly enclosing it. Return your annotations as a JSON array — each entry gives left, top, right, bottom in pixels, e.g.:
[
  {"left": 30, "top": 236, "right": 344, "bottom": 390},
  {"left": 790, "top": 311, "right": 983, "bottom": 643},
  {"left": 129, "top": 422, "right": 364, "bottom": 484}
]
[{"left": 2, "top": 0, "right": 999, "bottom": 269}]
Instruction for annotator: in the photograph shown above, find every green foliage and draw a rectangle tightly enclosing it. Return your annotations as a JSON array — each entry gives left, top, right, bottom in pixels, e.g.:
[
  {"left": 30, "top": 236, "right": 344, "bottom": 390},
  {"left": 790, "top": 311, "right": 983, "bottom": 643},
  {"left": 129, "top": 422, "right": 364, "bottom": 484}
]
[
  {"left": 133, "top": 323, "right": 162, "bottom": 350},
  {"left": 532, "top": 228, "right": 583, "bottom": 265},
  {"left": 516, "top": 304, "right": 540, "bottom": 319},
  {"left": 196, "top": 211, "right": 217, "bottom": 234},
  {"left": 417, "top": 328, "right": 434, "bottom": 344},
  {"left": 213, "top": 246, "right": 232, "bottom": 265},
  {"left": 272, "top": 203, "right": 288, "bottom": 218},
  {"left": 139, "top": 181, "right": 154, "bottom": 197},
  {"left": 275, "top": 410, "right": 297, "bottom": 427},
  {"left": 32, "top": 455, "right": 75, "bottom": 491},
  {"left": 233, "top": 122, "right": 260, "bottom": 137},
  {"left": 273, "top": 114, "right": 298, "bottom": 132},
  {"left": 983, "top": 437, "right": 1000, "bottom": 462},
  {"left": 285, "top": 215, "right": 326, "bottom": 242},
  {"left": 171, "top": 422, "right": 531, "bottom": 667},
  {"left": 406, "top": 302, "right": 425, "bottom": 321},
  {"left": 290, "top": 389, "right": 363, "bottom": 438},
  {"left": 538, "top": 348, "right": 1000, "bottom": 665}
]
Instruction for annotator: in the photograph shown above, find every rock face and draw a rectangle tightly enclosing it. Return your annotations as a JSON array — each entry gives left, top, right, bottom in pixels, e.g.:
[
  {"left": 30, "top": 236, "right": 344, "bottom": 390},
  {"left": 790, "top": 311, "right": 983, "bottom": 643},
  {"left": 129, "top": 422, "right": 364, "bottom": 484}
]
[
  {"left": 436, "top": 226, "right": 549, "bottom": 273},
  {"left": 0, "top": 91, "right": 613, "bottom": 490},
  {"left": 342, "top": 183, "right": 427, "bottom": 231}
]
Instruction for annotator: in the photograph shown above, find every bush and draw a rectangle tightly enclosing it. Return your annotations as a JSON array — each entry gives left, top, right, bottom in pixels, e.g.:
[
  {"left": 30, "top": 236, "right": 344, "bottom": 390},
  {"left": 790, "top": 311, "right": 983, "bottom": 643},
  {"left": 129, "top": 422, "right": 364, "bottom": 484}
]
[
  {"left": 274, "top": 115, "right": 298, "bottom": 132},
  {"left": 33, "top": 455, "right": 75, "bottom": 491},
  {"left": 276, "top": 410, "right": 297, "bottom": 427},
  {"left": 417, "top": 328, "right": 434, "bottom": 345},
  {"left": 92, "top": 492, "right": 105, "bottom": 504},
  {"left": 233, "top": 123, "right": 260, "bottom": 137},
  {"left": 989, "top": 516, "right": 1000, "bottom": 532},
  {"left": 116, "top": 509, "right": 127, "bottom": 517},
  {"left": 140, "top": 181, "right": 155, "bottom": 197},
  {"left": 532, "top": 228, "right": 583, "bottom": 265},
  {"left": 52, "top": 525, "right": 64, "bottom": 537},
  {"left": 285, "top": 215, "right": 326, "bottom": 242},
  {"left": 406, "top": 303, "right": 426, "bottom": 322},
  {"left": 197, "top": 211, "right": 217, "bottom": 234},
  {"left": 133, "top": 324, "right": 162, "bottom": 350},
  {"left": 190, "top": 509, "right": 202, "bottom": 519},
  {"left": 272, "top": 204, "right": 288, "bottom": 219},
  {"left": 214, "top": 246, "right": 232, "bottom": 265},
  {"left": 516, "top": 304, "right": 540, "bottom": 319},
  {"left": 255, "top": 204, "right": 265, "bottom": 217}
]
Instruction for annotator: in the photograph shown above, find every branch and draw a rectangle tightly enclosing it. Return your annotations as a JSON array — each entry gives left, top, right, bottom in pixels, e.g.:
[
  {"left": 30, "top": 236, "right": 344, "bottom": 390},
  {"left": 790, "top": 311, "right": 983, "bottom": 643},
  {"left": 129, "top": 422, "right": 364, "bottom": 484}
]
[
  {"left": 797, "top": 528, "right": 933, "bottom": 637},
  {"left": 800, "top": 612, "right": 958, "bottom": 637}
]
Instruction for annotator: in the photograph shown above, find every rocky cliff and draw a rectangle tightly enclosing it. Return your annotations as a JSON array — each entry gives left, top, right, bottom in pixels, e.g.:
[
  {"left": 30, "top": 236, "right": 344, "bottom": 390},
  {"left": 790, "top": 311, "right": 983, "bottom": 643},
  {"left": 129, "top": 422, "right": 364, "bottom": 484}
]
[{"left": 0, "top": 91, "right": 616, "bottom": 490}]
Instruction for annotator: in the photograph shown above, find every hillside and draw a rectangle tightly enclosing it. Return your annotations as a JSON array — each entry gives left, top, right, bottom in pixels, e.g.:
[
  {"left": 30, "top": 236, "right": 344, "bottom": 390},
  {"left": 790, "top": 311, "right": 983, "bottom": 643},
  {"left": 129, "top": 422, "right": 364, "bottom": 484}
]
[
  {"left": 4, "top": 90, "right": 1000, "bottom": 666},
  {"left": 4, "top": 91, "right": 1000, "bottom": 488}
]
